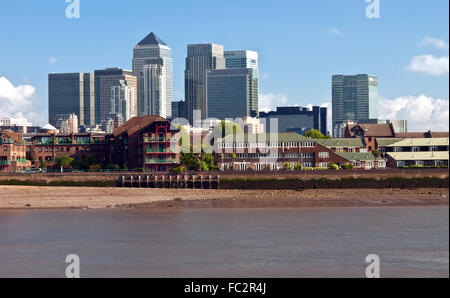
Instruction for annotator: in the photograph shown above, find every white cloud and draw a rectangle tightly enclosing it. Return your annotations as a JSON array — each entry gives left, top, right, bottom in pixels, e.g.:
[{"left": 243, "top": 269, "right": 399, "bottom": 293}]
[
  {"left": 329, "top": 27, "right": 343, "bottom": 36},
  {"left": 379, "top": 95, "right": 449, "bottom": 132},
  {"left": 259, "top": 93, "right": 288, "bottom": 112},
  {"left": 406, "top": 55, "right": 449, "bottom": 76},
  {"left": 49, "top": 56, "right": 58, "bottom": 64},
  {"left": 419, "top": 37, "right": 449, "bottom": 50},
  {"left": 0, "top": 76, "right": 47, "bottom": 126}
]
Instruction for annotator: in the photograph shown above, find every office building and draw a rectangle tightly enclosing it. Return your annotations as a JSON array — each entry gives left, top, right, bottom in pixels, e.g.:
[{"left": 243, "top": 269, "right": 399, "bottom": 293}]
[
  {"left": 185, "top": 43, "right": 225, "bottom": 123},
  {"left": 54, "top": 113, "right": 79, "bottom": 134},
  {"left": 332, "top": 74, "right": 379, "bottom": 137},
  {"left": 133, "top": 32, "right": 173, "bottom": 118},
  {"left": 207, "top": 68, "right": 258, "bottom": 119},
  {"left": 94, "top": 68, "right": 137, "bottom": 126},
  {"left": 259, "top": 106, "right": 328, "bottom": 136},
  {"left": 171, "top": 100, "right": 188, "bottom": 120},
  {"left": 110, "top": 80, "right": 137, "bottom": 122},
  {"left": 48, "top": 72, "right": 95, "bottom": 127},
  {"left": 224, "top": 50, "right": 259, "bottom": 114},
  {"left": 142, "top": 64, "right": 167, "bottom": 117}
]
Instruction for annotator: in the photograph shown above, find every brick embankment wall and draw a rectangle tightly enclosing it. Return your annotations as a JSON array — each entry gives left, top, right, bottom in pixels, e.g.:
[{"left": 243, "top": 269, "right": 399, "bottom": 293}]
[{"left": 0, "top": 169, "right": 448, "bottom": 189}]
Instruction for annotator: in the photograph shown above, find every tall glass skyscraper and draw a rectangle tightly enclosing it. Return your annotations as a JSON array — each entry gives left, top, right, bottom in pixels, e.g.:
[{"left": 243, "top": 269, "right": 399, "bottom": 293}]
[
  {"left": 143, "top": 64, "right": 167, "bottom": 118},
  {"left": 48, "top": 73, "right": 95, "bottom": 127},
  {"left": 185, "top": 43, "right": 225, "bottom": 124},
  {"left": 133, "top": 32, "right": 173, "bottom": 118},
  {"left": 94, "top": 68, "right": 137, "bottom": 125},
  {"left": 223, "top": 50, "right": 259, "bottom": 117},
  {"left": 332, "top": 74, "right": 379, "bottom": 137}
]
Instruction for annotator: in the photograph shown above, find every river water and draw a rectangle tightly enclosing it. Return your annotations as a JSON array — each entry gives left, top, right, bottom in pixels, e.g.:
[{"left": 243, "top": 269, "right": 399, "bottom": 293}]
[{"left": 0, "top": 206, "right": 448, "bottom": 278}]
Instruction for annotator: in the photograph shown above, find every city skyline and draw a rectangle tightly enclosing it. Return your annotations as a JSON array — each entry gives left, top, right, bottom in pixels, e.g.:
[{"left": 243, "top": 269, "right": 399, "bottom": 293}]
[{"left": 0, "top": 0, "right": 448, "bottom": 132}]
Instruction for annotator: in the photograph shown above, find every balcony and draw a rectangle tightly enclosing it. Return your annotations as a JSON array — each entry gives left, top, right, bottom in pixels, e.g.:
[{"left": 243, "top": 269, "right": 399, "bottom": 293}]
[
  {"left": 144, "top": 158, "right": 179, "bottom": 165},
  {"left": 0, "top": 160, "right": 11, "bottom": 166},
  {"left": 0, "top": 138, "right": 13, "bottom": 144},
  {"left": 144, "top": 137, "right": 171, "bottom": 143},
  {"left": 36, "top": 140, "right": 54, "bottom": 145}
]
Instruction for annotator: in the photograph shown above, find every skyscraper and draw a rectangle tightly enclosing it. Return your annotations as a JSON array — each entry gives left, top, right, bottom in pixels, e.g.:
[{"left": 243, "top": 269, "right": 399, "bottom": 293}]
[
  {"left": 332, "top": 74, "right": 379, "bottom": 137},
  {"left": 94, "top": 68, "right": 137, "bottom": 125},
  {"left": 203, "top": 49, "right": 260, "bottom": 120},
  {"left": 133, "top": 32, "right": 173, "bottom": 118},
  {"left": 110, "top": 80, "right": 137, "bottom": 122},
  {"left": 143, "top": 64, "right": 167, "bottom": 118},
  {"left": 224, "top": 50, "right": 259, "bottom": 70},
  {"left": 207, "top": 68, "right": 258, "bottom": 119},
  {"left": 48, "top": 73, "right": 95, "bottom": 127},
  {"left": 185, "top": 43, "right": 225, "bottom": 124}
]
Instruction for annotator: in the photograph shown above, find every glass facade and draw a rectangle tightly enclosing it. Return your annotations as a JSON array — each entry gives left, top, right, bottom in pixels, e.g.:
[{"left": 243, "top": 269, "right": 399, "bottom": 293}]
[
  {"left": 132, "top": 33, "right": 173, "bottom": 118},
  {"left": 259, "top": 106, "right": 327, "bottom": 135},
  {"left": 332, "top": 74, "right": 379, "bottom": 137},
  {"left": 207, "top": 68, "right": 257, "bottom": 120},
  {"left": 185, "top": 44, "right": 225, "bottom": 123},
  {"left": 224, "top": 50, "right": 259, "bottom": 117},
  {"left": 48, "top": 73, "right": 95, "bottom": 127}
]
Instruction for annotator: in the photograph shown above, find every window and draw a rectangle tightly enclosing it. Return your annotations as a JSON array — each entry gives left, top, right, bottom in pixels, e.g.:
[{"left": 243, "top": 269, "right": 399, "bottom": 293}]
[
  {"left": 412, "top": 147, "right": 420, "bottom": 152},
  {"left": 2, "top": 146, "right": 6, "bottom": 151},
  {"left": 318, "top": 152, "right": 329, "bottom": 158}
]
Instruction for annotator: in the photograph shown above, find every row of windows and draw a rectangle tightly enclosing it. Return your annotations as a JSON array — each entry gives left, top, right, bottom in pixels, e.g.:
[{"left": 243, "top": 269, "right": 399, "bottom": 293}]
[
  {"left": 37, "top": 146, "right": 89, "bottom": 153},
  {"left": 219, "top": 142, "right": 316, "bottom": 148},
  {"left": 2, "top": 145, "right": 26, "bottom": 152},
  {"left": 223, "top": 153, "right": 316, "bottom": 159}
]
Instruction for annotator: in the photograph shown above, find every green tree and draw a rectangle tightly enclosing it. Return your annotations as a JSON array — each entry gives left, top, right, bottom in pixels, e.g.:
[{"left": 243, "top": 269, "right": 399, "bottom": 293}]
[
  {"left": 328, "top": 162, "right": 339, "bottom": 170},
  {"left": 55, "top": 155, "right": 74, "bottom": 173},
  {"left": 304, "top": 129, "right": 329, "bottom": 139},
  {"left": 283, "top": 162, "right": 292, "bottom": 171},
  {"left": 372, "top": 149, "right": 381, "bottom": 160},
  {"left": 39, "top": 159, "right": 46, "bottom": 170},
  {"left": 294, "top": 164, "right": 303, "bottom": 171}
]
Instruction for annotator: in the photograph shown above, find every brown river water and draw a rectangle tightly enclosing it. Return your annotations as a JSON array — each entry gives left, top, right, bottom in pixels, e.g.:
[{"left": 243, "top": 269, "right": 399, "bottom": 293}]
[{"left": 0, "top": 206, "right": 448, "bottom": 278}]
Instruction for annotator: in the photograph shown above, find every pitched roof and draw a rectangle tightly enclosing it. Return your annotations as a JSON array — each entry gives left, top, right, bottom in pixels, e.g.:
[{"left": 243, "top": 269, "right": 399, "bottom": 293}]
[
  {"left": 41, "top": 123, "right": 57, "bottom": 130},
  {"left": 387, "top": 151, "right": 449, "bottom": 161},
  {"left": 315, "top": 138, "right": 364, "bottom": 148},
  {"left": 395, "top": 131, "right": 449, "bottom": 138},
  {"left": 137, "top": 32, "right": 167, "bottom": 46},
  {"left": 376, "top": 138, "right": 404, "bottom": 147},
  {"left": 113, "top": 115, "right": 166, "bottom": 137},
  {"left": 385, "top": 138, "right": 449, "bottom": 147},
  {"left": 335, "top": 152, "right": 376, "bottom": 161},
  {"left": 349, "top": 123, "right": 395, "bottom": 137}
]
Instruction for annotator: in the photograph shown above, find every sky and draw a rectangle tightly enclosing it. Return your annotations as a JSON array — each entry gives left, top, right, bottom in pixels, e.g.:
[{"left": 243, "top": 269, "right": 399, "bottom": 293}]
[{"left": 0, "top": 0, "right": 449, "bottom": 131}]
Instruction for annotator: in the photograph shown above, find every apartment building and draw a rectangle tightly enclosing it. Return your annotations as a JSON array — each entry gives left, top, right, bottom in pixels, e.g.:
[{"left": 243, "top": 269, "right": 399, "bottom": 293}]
[
  {"left": 29, "top": 133, "right": 109, "bottom": 169},
  {"left": 376, "top": 138, "right": 449, "bottom": 167},
  {"left": 109, "top": 115, "right": 180, "bottom": 171},
  {"left": 214, "top": 133, "right": 352, "bottom": 171},
  {"left": 0, "top": 130, "right": 31, "bottom": 172}
]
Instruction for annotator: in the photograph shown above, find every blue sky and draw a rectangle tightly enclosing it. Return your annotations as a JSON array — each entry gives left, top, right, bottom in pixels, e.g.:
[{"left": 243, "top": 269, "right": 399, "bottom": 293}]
[{"left": 0, "top": 0, "right": 449, "bottom": 130}]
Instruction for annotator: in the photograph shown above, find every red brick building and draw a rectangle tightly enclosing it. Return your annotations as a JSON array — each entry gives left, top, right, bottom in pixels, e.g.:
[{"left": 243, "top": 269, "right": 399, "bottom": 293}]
[
  {"left": 29, "top": 133, "right": 108, "bottom": 169},
  {"left": 0, "top": 130, "right": 31, "bottom": 172},
  {"left": 109, "top": 115, "right": 180, "bottom": 171}
]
